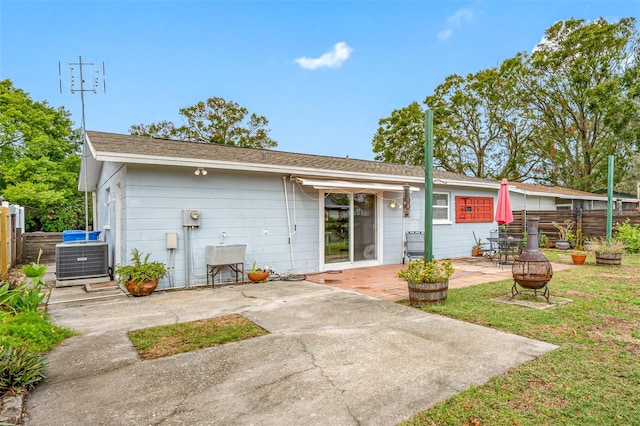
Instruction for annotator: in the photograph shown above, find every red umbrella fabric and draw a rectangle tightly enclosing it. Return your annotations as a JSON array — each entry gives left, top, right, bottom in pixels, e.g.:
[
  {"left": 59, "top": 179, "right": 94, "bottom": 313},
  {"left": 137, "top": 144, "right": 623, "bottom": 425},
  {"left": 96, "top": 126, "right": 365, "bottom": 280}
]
[{"left": 495, "top": 178, "right": 514, "bottom": 225}]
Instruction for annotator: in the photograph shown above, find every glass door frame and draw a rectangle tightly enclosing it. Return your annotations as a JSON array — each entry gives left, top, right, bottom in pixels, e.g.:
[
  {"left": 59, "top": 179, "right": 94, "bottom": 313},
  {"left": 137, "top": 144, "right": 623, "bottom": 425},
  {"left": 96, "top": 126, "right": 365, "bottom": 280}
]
[{"left": 319, "top": 190, "right": 383, "bottom": 271}]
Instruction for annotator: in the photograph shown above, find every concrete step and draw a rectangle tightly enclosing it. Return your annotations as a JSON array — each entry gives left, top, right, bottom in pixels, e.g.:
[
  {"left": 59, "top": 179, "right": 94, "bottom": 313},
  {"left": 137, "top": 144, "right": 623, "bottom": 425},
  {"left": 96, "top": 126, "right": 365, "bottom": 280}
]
[
  {"left": 85, "top": 281, "right": 119, "bottom": 292},
  {"left": 46, "top": 285, "right": 127, "bottom": 308}
]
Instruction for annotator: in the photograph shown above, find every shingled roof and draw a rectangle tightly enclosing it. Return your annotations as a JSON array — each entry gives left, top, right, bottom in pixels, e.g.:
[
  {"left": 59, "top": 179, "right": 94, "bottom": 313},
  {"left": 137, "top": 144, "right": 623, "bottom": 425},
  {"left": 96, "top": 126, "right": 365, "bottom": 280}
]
[
  {"left": 85, "top": 131, "right": 495, "bottom": 187},
  {"left": 510, "top": 181, "right": 603, "bottom": 198},
  {"left": 85, "top": 131, "right": 618, "bottom": 204}
]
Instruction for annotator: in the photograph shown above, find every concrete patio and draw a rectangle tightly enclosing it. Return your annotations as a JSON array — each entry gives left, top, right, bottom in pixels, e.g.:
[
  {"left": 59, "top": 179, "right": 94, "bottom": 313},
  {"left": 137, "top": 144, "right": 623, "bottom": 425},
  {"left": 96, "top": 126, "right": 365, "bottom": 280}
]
[
  {"left": 26, "top": 270, "right": 559, "bottom": 425},
  {"left": 306, "top": 257, "right": 575, "bottom": 302}
]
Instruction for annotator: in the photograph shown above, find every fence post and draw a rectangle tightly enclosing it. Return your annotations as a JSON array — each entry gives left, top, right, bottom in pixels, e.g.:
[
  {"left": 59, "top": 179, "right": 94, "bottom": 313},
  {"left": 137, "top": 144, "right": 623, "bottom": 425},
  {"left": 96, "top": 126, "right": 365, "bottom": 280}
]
[
  {"left": 574, "top": 207, "right": 583, "bottom": 248},
  {"left": 0, "top": 206, "right": 9, "bottom": 279}
]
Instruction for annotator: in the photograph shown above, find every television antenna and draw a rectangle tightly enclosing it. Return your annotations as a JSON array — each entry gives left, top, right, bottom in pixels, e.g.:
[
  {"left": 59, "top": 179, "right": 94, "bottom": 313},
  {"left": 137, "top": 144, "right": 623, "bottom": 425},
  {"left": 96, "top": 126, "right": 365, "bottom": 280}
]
[{"left": 59, "top": 56, "right": 106, "bottom": 239}]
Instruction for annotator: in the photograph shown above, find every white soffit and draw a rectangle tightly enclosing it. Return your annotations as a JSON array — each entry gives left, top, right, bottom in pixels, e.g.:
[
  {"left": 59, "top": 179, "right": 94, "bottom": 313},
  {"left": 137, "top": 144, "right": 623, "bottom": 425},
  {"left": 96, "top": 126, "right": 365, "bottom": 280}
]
[{"left": 296, "top": 178, "right": 420, "bottom": 192}]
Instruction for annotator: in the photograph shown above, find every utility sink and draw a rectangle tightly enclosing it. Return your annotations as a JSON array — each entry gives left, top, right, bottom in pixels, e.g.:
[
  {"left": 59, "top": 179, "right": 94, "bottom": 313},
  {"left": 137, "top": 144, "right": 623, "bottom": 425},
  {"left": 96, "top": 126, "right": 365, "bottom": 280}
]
[{"left": 206, "top": 244, "right": 246, "bottom": 265}]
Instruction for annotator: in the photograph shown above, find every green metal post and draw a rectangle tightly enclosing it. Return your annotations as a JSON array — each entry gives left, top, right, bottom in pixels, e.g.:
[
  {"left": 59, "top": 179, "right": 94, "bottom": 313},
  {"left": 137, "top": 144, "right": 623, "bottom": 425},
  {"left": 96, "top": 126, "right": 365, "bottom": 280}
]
[
  {"left": 606, "top": 155, "right": 614, "bottom": 241},
  {"left": 424, "top": 110, "right": 434, "bottom": 261}
]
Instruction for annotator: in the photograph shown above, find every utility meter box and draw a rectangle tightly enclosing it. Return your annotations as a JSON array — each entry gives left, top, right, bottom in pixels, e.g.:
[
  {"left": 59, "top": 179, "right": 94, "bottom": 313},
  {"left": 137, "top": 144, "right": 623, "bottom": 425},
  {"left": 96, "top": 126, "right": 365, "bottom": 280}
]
[{"left": 182, "top": 209, "right": 201, "bottom": 227}]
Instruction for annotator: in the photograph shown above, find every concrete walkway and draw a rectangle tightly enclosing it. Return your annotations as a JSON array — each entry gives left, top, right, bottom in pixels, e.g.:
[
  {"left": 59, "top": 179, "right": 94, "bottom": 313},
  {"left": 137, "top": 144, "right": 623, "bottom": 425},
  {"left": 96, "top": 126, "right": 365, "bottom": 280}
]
[{"left": 24, "top": 275, "right": 558, "bottom": 425}]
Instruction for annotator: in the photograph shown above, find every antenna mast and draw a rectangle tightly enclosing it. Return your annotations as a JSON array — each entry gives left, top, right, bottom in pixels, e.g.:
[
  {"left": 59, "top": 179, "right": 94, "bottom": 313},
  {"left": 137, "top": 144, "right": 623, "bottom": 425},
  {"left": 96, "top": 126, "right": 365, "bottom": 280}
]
[{"left": 59, "top": 56, "right": 106, "bottom": 239}]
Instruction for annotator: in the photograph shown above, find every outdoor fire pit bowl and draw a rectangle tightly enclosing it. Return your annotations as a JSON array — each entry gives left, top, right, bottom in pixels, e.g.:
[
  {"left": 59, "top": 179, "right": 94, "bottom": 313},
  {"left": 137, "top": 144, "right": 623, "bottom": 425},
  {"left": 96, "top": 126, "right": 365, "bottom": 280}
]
[{"left": 511, "top": 217, "right": 553, "bottom": 303}]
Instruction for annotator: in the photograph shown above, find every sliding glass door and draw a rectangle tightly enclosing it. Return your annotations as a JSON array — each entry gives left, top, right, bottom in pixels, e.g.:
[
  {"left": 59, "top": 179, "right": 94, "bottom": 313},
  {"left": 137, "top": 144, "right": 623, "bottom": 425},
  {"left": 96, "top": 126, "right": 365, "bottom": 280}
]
[{"left": 324, "top": 192, "right": 377, "bottom": 266}]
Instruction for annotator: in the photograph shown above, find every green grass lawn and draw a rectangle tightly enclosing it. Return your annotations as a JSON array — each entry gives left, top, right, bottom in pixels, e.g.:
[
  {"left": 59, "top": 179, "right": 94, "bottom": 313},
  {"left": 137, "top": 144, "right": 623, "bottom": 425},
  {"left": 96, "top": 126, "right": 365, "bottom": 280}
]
[{"left": 401, "top": 250, "right": 640, "bottom": 425}]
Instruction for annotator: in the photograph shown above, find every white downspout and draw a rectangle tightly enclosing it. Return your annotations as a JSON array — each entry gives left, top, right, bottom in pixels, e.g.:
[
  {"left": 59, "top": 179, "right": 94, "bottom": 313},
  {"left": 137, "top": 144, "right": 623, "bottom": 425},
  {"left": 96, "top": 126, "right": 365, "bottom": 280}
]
[
  {"left": 283, "top": 177, "right": 295, "bottom": 270},
  {"left": 184, "top": 226, "right": 190, "bottom": 288},
  {"left": 401, "top": 212, "right": 406, "bottom": 263}
]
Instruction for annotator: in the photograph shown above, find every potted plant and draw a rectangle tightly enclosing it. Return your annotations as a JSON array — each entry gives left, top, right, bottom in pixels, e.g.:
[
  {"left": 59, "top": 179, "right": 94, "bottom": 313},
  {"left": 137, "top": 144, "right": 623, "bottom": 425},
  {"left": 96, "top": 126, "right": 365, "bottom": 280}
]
[
  {"left": 247, "top": 261, "right": 270, "bottom": 283},
  {"left": 539, "top": 233, "right": 553, "bottom": 249},
  {"left": 583, "top": 237, "right": 599, "bottom": 251},
  {"left": 114, "top": 248, "right": 168, "bottom": 296},
  {"left": 593, "top": 237, "right": 626, "bottom": 265},
  {"left": 472, "top": 238, "right": 483, "bottom": 257},
  {"left": 552, "top": 220, "right": 574, "bottom": 250},
  {"left": 570, "top": 251, "right": 587, "bottom": 265},
  {"left": 397, "top": 258, "right": 454, "bottom": 306}
]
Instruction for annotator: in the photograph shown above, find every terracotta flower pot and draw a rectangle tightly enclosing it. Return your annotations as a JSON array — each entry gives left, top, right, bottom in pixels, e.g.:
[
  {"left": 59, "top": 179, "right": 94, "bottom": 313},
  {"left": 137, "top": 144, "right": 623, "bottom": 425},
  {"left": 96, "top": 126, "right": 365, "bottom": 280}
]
[
  {"left": 472, "top": 247, "right": 481, "bottom": 257},
  {"left": 125, "top": 279, "right": 159, "bottom": 296},
  {"left": 247, "top": 271, "right": 270, "bottom": 283},
  {"left": 571, "top": 253, "right": 587, "bottom": 265}
]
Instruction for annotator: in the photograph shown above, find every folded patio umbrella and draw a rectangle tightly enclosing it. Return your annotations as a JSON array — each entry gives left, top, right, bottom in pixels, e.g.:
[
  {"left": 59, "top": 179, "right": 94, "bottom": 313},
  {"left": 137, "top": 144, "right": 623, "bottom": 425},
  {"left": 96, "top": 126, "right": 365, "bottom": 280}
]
[{"left": 495, "top": 178, "right": 514, "bottom": 225}]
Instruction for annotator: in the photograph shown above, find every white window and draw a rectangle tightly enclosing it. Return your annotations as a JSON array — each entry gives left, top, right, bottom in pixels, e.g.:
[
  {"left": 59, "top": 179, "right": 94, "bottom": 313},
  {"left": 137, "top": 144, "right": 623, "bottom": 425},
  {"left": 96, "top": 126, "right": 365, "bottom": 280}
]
[{"left": 433, "top": 192, "right": 451, "bottom": 224}]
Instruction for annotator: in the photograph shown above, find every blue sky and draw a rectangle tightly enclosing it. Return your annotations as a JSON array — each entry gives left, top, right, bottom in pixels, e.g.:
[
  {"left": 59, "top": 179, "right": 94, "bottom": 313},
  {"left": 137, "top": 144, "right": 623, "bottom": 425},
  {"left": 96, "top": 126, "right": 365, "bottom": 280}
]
[{"left": 1, "top": 1, "right": 638, "bottom": 160}]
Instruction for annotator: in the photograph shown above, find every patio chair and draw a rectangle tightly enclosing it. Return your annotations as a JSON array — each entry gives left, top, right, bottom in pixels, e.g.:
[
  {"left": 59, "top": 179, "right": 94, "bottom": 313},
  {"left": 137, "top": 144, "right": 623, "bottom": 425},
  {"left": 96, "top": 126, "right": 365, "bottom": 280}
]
[
  {"left": 403, "top": 231, "right": 424, "bottom": 264},
  {"left": 482, "top": 229, "right": 500, "bottom": 264}
]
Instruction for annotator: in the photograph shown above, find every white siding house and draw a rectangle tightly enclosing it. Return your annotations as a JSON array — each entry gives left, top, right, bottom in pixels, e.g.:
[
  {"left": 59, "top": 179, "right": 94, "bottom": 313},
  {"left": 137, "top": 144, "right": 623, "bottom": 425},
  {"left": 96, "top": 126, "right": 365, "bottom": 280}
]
[
  {"left": 81, "top": 131, "right": 618, "bottom": 290},
  {"left": 509, "top": 182, "right": 637, "bottom": 212}
]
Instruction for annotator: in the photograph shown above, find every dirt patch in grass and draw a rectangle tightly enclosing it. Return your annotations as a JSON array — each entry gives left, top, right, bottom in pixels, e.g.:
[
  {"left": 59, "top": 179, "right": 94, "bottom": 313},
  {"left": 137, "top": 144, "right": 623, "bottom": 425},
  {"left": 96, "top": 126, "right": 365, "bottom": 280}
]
[
  {"left": 585, "top": 314, "right": 640, "bottom": 354},
  {"left": 128, "top": 313, "right": 269, "bottom": 360},
  {"left": 597, "top": 274, "right": 634, "bottom": 282}
]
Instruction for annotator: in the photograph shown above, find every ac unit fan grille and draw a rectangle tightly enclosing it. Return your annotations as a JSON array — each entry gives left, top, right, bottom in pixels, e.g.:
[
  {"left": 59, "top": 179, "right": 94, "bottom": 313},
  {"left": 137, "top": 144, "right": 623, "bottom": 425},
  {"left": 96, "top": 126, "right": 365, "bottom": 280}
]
[{"left": 56, "top": 242, "right": 109, "bottom": 280}]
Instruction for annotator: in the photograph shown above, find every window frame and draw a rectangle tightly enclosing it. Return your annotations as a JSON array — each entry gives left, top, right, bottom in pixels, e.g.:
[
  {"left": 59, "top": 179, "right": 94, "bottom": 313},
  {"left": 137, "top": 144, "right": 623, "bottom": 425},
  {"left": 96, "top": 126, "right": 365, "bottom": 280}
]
[{"left": 433, "top": 192, "right": 451, "bottom": 224}]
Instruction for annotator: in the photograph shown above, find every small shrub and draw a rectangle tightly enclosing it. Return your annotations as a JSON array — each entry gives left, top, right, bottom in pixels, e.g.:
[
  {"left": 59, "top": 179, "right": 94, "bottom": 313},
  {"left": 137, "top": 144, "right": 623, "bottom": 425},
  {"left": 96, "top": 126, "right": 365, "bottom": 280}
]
[
  {"left": 539, "top": 233, "right": 550, "bottom": 248},
  {"left": 591, "top": 236, "right": 627, "bottom": 254},
  {"left": 0, "top": 281, "right": 46, "bottom": 314},
  {"left": 553, "top": 219, "right": 576, "bottom": 246},
  {"left": 1, "top": 258, "right": 51, "bottom": 314},
  {"left": 0, "top": 345, "right": 47, "bottom": 393},
  {"left": 614, "top": 219, "right": 640, "bottom": 253},
  {"left": 0, "top": 311, "right": 75, "bottom": 353},
  {"left": 398, "top": 259, "right": 454, "bottom": 284},
  {"left": 0, "top": 281, "right": 22, "bottom": 312}
]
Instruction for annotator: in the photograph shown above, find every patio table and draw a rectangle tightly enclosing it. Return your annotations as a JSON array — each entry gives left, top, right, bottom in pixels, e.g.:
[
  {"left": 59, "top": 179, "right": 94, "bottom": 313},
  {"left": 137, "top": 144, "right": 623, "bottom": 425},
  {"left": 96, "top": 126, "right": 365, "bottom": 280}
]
[{"left": 487, "top": 234, "right": 523, "bottom": 265}]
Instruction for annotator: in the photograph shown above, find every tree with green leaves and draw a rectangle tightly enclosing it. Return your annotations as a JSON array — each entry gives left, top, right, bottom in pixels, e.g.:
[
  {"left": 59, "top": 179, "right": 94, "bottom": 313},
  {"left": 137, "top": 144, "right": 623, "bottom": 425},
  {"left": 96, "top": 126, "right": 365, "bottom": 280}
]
[
  {"left": 425, "top": 65, "right": 542, "bottom": 181},
  {"left": 373, "top": 66, "right": 542, "bottom": 182},
  {"left": 0, "top": 79, "right": 85, "bottom": 231},
  {"left": 513, "top": 17, "right": 640, "bottom": 192},
  {"left": 130, "top": 97, "right": 277, "bottom": 149},
  {"left": 372, "top": 17, "right": 640, "bottom": 192},
  {"left": 372, "top": 101, "right": 425, "bottom": 165}
]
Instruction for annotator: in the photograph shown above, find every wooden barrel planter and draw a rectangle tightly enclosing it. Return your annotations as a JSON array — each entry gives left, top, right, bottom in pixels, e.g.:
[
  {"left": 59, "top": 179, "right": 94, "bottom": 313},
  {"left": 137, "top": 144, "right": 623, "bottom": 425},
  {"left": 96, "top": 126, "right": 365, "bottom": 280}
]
[
  {"left": 595, "top": 252, "right": 622, "bottom": 266},
  {"left": 408, "top": 280, "right": 448, "bottom": 306}
]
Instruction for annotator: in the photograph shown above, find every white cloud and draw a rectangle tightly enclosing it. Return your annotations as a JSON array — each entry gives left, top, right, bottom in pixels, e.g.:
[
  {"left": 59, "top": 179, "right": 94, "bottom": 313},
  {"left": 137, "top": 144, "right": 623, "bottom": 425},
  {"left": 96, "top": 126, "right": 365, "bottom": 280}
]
[
  {"left": 438, "top": 7, "right": 475, "bottom": 41},
  {"left": 437, "top": 29, "right": 453, "bottom": 41},
  {"left": 447, "top": 8, "right": 474, "bottom": 26},
  {"left": 295, "top": 42, "right": 354, "bottom": 70}
]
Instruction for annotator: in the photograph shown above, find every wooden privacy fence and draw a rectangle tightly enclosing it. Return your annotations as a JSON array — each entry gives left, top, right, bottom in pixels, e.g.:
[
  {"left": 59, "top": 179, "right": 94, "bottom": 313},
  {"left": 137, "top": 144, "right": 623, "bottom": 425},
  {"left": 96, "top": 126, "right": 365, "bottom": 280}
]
[
  {"left": 508, "top": 210, "right": 640, "bottom": 241},
  {"left": 22, "top": 232, "right": 62, "bottom": 264}
]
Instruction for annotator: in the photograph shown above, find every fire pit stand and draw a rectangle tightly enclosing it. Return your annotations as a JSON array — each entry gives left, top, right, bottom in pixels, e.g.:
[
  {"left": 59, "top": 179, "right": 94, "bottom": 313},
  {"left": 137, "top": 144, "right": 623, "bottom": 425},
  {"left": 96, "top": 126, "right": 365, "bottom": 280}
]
[
  {"left": 511, "top": 216, "right": 553, "bottom": 303},
  {"left": 511, "top": 259, "right": 551, "bottom": 303}
]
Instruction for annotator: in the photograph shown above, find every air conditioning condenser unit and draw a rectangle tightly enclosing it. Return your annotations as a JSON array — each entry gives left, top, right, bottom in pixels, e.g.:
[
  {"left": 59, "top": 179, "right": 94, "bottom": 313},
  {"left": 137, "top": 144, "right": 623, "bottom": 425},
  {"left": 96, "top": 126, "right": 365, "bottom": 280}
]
[{"left": 56, "top": 241, "right": 109, "bottom": 281}]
